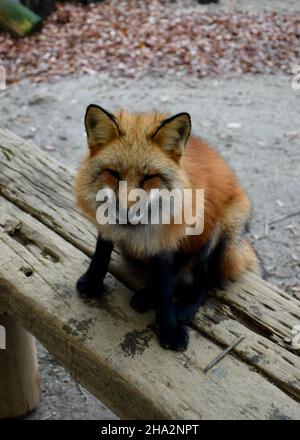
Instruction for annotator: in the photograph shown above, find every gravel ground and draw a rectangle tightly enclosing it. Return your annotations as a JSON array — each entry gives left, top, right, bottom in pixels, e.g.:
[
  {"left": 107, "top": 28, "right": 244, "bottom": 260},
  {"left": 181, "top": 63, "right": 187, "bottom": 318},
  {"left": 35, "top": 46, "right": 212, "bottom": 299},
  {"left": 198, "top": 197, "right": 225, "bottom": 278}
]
[
  {"left": 186, "top": 0, "right": 300, "bottom": 12},
  {"left": 1, "top": 1, "right": 300, "bottom": 83},
  {"left": 1, "top": 71, "right": 299, "bottom": 419}
]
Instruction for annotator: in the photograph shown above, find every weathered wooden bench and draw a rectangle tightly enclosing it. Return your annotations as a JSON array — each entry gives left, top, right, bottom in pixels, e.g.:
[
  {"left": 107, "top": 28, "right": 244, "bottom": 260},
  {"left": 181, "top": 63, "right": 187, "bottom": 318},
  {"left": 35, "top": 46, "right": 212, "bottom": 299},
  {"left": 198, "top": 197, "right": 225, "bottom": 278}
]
[{"left": 0, "top": 128, "right": 299, "bottom": 420}]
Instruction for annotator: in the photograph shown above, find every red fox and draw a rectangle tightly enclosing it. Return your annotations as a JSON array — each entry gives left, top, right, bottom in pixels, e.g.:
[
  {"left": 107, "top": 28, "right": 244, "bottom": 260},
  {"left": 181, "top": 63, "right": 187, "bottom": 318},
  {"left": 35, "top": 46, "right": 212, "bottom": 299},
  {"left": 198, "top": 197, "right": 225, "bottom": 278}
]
[{"left": 75, "top": 105, "right": 260, "bottom": 351}]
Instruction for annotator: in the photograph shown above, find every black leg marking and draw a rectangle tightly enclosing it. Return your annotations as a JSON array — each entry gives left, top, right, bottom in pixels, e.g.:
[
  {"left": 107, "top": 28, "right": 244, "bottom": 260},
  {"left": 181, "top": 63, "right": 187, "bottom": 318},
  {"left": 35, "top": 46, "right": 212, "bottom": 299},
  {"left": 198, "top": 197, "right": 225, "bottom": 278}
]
[
  {"left": 158, "top": 324, "right": 189, "bottom": 352},
  {"left": 175, "top": 266, "right": 210, "bottom": 324},
  {"left": 130, "top": 285, "right": 155, "bottom": 313},
  {"left": 76, "top": 235, "right": 113, "bottom": 298},
  {"left": 174, "top": 240, "right": 212, "bottom": 324},
  {"left": 151, "top": 253, "right": 189, "bottom": 351},
  {"left": 207, "top": 233, "right": 228, "bottom": 289}
]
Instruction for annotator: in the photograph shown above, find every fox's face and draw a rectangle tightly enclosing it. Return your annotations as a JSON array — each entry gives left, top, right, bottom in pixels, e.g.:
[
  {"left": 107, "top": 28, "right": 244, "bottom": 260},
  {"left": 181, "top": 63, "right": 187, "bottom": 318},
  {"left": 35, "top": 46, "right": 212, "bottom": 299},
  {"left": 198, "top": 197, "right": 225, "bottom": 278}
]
[{"left": 75, "top": 105, "right": 192, "bottom": 256}]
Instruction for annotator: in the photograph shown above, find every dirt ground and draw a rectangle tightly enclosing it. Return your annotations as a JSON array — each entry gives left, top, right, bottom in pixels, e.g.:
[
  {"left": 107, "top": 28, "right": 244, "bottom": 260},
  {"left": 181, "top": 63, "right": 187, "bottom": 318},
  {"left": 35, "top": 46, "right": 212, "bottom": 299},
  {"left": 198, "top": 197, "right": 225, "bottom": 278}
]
[
  {"left": 1, "top": 72, "right": 299, "bottom": 419},
  {"left": 0, "top": 0, "right": 299, "bottom": 423}
]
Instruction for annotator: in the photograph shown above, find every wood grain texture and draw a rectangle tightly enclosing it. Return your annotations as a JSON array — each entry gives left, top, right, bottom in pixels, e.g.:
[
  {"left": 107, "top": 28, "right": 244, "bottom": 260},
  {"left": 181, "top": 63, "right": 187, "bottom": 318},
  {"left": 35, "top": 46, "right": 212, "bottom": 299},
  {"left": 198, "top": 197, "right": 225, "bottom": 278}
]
[{"left": 0, "top": 129, "right": 299, "bottom": 419}]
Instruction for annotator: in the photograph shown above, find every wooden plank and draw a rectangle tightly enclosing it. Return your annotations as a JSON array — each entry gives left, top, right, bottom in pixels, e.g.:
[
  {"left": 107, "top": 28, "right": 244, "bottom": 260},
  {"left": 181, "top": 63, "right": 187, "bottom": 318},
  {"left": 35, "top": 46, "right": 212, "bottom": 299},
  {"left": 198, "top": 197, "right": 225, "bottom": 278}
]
[
  {"left": 0, "top": 128, "right": 299, "bottom": 401},
  {"left": 1, "top": 200, "right": 299, "bottom": 404},
  {"left": 0, "top": 197, "right": 299, "bottom": 420}
]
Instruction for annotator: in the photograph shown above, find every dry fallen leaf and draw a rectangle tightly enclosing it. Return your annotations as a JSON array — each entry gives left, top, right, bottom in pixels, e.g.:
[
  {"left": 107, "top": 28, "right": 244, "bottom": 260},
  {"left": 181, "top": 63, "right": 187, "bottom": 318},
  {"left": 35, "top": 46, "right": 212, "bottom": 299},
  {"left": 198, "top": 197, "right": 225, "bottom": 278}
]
[{"left": 0, "top": 1, "right": 299, "bottom": 84}]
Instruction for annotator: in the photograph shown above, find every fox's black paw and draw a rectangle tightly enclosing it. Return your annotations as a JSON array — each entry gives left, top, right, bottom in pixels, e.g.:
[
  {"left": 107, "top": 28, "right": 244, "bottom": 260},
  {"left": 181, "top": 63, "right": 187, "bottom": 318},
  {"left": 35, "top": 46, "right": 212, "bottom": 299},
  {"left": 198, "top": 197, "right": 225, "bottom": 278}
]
[
  {"left": 130, "top": 287, "right": 154, "bottom": 313},
  {"left": 175, "top": 303, "right": 199, "bottom": 324},
  {"left": 76, "top": 274, "right": 104, "bottom": 298},
  {"left": 158, "top": 324, "right": 189, "bottom": 351}
]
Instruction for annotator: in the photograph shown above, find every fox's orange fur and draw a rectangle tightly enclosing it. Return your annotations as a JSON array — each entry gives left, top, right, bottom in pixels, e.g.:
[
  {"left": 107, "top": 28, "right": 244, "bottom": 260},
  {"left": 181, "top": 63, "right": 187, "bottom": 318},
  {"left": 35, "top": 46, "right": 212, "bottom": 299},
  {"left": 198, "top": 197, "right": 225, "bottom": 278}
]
[{"left": 75, "top": 107, "right": 260, "bottom": 285}]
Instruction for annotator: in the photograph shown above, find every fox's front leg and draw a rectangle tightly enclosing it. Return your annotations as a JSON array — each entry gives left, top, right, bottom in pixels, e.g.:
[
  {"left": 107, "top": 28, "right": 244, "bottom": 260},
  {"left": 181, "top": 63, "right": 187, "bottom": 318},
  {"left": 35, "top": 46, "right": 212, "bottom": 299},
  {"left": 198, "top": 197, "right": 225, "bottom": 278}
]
[
  {"left": 175, "top": 270, "right": 209, "bottom": 324},
  {"left": 76, "top": 235, "right": 113, "bottom": 298},
  {"left": 151, "top": 254, "right": 189, "bottom": 351}
]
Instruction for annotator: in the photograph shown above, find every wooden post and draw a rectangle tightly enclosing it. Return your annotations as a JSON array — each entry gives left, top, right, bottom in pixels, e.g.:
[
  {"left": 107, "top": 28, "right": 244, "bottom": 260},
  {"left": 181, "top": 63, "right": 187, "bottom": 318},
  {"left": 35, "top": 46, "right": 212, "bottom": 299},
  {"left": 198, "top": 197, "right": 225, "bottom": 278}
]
[{"left": 0, "top": 314, "right": 40, "bottom": 419}]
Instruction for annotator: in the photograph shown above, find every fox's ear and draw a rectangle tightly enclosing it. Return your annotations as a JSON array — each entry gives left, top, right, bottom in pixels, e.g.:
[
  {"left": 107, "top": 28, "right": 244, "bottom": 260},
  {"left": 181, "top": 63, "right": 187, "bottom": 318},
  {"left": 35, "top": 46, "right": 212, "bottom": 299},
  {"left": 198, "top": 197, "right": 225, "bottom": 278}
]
[
  {"left": 151, "top": 112, "right": 191, "bottom": 159},
  {"left": 85, "top": 104, "right": 121, "bottom": 151}
]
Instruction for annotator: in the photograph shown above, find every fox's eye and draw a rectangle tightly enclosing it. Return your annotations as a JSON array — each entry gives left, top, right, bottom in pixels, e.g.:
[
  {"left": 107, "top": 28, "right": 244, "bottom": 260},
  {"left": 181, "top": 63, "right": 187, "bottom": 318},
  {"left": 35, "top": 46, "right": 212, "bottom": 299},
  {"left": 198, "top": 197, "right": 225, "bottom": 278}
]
[
  {"left": 142, "top": 173, "right": 161, "bottom": 183},
  {"left": 105, "top": 169, "right": 120, "bottom": 180},
  {"left": 141, "top": 174, "right": 163, "bottom": 189}
]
